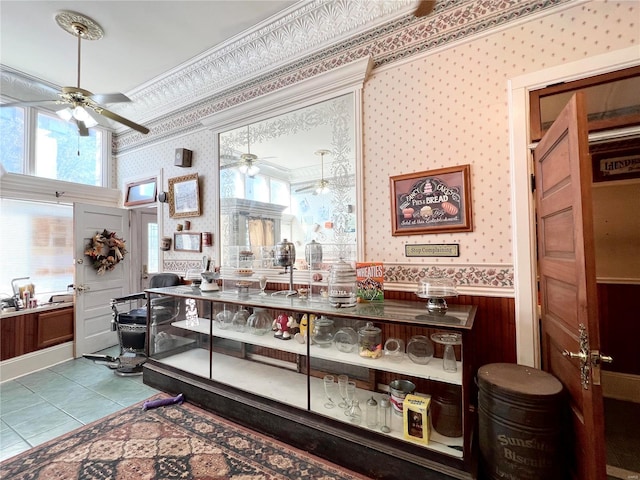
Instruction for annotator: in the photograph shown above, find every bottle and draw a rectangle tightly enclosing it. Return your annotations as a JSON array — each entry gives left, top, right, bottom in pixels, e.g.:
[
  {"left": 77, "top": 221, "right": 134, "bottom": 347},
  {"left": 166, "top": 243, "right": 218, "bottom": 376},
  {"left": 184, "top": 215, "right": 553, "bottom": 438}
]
[
  {"left": 379, "top": 394, "right": 391, "bottom": 433},
  {"left": 348, "top": 399, "right": 363, "bottom": 425},
  {"left": 366, "top": 396, "right": 378, "bottom": 428}
]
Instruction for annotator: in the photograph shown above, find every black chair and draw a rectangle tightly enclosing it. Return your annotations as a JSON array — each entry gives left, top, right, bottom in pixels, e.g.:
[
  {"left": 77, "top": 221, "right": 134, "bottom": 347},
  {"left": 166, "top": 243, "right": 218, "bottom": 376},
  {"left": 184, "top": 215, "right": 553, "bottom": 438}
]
[{"left": 83, "top": 273, "right": 181, "bottom": 376}]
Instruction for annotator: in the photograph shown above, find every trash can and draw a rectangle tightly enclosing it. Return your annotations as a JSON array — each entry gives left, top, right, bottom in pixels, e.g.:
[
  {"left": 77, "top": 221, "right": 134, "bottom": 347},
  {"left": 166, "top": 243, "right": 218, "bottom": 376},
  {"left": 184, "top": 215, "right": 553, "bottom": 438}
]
[{"left": 478, "top": 363, "right": 567, "bottom": 480}]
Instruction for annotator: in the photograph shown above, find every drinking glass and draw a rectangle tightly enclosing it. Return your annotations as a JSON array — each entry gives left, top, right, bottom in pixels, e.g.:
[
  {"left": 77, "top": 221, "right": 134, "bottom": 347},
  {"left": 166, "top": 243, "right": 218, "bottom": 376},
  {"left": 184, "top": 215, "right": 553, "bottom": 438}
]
[
  {"left": 323, "top": 375, "right": 337, "bottom": 409},
  {"left": 337, "top": 375, "right": 349, "bottom": 409},
  {"left": 259, "top": 275, "right": 268, "bottom": 296},
  {"left": 344, "top": 380, "right": 357, "bottom": 416}
]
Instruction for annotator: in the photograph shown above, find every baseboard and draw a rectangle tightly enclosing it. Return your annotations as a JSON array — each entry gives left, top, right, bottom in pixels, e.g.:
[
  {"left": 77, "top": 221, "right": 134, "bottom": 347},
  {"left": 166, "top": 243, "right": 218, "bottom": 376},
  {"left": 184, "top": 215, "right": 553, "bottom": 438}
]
[
  {"left": 602, "top": 371, "right": 640, "bottom": 403},
  {"left": 0, "top": 342, "right": 74, "bottom": 383}
]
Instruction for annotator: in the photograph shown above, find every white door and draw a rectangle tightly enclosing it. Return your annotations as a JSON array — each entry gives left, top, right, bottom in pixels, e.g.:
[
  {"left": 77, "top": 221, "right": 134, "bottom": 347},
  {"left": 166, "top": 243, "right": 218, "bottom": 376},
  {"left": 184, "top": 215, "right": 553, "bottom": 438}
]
[
  {"left": 74, "top": 203, "right": 130, "bottom": 357},
  {"left": 139, "top": 208, "right": 158, "bottom": 291}
]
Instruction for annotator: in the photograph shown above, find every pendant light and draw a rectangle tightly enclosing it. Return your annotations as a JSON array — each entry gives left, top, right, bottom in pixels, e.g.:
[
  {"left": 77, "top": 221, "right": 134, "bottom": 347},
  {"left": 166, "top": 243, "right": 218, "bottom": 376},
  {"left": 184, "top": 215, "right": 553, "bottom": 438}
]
[{"left": 239, "top": 125, "right": 260, "bottom": 177}]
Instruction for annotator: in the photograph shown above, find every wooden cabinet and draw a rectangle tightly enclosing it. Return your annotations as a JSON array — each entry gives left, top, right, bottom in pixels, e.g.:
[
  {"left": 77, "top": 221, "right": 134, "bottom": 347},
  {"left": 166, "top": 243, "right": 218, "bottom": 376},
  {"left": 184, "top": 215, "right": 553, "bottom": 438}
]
[
  {"left": 1, "top": 306, "right": 74, "bottom": 360},
  {"left": 37, "top": 308, "right": 74, "bottom": 349},
  {"left": 143, "top": 286, "right": 476, "bottom": 479}
]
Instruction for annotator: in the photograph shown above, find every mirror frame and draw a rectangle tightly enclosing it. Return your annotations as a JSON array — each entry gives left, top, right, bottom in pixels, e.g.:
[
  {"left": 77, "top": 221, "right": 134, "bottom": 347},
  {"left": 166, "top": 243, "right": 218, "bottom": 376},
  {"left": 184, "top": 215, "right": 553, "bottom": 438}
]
[{"left": 202, "top": 56, "right": 372, "bottom": 277}]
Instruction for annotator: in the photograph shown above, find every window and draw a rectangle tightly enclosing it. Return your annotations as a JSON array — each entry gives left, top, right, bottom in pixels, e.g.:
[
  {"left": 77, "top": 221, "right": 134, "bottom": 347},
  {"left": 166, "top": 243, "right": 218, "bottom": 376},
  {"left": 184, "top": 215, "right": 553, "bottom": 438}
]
[
  {"left": 0, "top": 106, "right": 25, "bottom": 173},
  {"left": 0, "top": 199, "right": 74, "bottom": 298},
  {"left": 0, "top": 105, "right": 108, "bottom": 187},
  {"left": 530, "top": 65, "right": 640, "bottom": 142},
  {"left": 36, "top": 112, "right": 104, "bottom": 185}
]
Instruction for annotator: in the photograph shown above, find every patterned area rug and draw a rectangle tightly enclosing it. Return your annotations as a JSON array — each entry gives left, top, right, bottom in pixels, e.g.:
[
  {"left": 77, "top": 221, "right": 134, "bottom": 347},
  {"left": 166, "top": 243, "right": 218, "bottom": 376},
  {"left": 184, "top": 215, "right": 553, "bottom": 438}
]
[{"left": 1, "top": 394, "right": 372, "bottom": 480}]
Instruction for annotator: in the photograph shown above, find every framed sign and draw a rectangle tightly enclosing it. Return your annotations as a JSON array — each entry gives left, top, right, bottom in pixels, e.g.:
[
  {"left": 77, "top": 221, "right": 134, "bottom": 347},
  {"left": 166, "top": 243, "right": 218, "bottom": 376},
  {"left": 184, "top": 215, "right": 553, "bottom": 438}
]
[
  {"left": 390, "top": 165, "right": 473, "bottom": 236},
  {"left": 591, "top": 139, "right": 640, "bottom": 182},
  {"left": 124, "top": 177, "right": 157, "bottom": 206},
  {"left": 174, "top": 232, "right": 202, "bottom": 252},
  {"left": 168, "top": 173, "right": 201, "bottom": 218}
]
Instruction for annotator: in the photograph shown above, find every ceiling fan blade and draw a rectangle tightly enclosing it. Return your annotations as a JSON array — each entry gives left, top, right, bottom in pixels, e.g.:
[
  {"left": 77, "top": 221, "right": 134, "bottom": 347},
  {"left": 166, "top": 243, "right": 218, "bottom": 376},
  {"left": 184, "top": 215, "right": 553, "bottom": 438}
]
[
  {"left": 1, "top": 99, "right": 60, "bottom": 108},
  {"left": 92, "top": 106, "right": 150, "bottom": 134},
  {"left": 414, "top": 0, "right": 436, "bottom": 17},
  {"left": 295, "top": 184, "right": 315, "bottom": 193},
  {"left": 90, "top": 92, "right": 132, "bottom": 104}
]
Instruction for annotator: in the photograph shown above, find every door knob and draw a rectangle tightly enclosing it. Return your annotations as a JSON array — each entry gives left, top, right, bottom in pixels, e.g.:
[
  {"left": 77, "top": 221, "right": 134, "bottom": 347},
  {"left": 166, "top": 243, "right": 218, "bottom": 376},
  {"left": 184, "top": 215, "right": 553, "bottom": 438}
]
[{"left": 562, "top": 349, "right": 587, "bottom": 362}]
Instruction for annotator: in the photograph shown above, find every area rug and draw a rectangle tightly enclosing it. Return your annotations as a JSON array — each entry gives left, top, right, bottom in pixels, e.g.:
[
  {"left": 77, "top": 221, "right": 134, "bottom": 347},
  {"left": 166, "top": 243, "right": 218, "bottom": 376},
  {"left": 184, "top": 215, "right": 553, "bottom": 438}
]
[{"left": 0, "top": 394, "right": 372, "bottom": 480}]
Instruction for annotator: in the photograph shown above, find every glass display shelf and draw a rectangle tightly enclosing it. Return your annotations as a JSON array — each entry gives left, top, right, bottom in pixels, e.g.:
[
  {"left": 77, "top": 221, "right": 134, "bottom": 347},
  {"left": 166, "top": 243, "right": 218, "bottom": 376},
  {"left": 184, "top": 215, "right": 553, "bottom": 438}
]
[
  {"left": 170, "top": 318, "right": 462, "bottom": 385},
  {"left": 153, "top": 346, "right": 464, "bottom": 459},
  {"left": 146, "top": 284, "right": 475, "bottom": 466},
  {"left": 148, "top": 285, "right": 475, "bottom": 330}
]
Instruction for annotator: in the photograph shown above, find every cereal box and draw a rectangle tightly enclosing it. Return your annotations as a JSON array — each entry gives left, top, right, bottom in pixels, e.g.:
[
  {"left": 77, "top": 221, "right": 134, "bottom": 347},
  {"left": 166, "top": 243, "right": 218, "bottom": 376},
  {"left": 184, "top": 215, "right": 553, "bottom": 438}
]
[
  {"left": 356, "top": 262, "right": 384, "bottom": 302},
  {"left": 403, "top": 394, "right": 431, "bottom": 444}
]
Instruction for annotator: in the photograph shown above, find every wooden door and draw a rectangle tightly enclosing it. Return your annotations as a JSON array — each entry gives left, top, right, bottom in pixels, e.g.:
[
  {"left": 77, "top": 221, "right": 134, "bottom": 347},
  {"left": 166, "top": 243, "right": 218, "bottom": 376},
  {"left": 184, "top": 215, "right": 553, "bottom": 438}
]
[
  {"left": 534, "top": 92, "right": 609, "bottom": 480},
  {"left": 74, "top": 203, "right": 130, "bottom": 357}
]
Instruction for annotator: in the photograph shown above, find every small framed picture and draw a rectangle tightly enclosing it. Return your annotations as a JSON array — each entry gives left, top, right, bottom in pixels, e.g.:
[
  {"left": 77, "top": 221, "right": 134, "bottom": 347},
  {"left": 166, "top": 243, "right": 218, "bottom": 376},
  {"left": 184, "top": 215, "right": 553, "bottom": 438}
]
[
  {"left": 174, "top": 232, "right": 202, "bottom": 252},
  {"left": 124, "top": 177, "right": 157, "bottom": 206},
  {"left": 169, "top": 173, "right": 201, "bottom": 218},
  {"left": 390, "top": 165, "right": 473, "bottom": 236}
]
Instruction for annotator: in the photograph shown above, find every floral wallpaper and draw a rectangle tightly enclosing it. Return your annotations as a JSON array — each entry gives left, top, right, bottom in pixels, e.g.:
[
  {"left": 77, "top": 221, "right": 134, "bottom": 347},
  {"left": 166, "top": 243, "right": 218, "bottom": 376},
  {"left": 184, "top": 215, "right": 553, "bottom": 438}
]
[{"left": 116, "top": 0, "right": 639, "bottom": 292}]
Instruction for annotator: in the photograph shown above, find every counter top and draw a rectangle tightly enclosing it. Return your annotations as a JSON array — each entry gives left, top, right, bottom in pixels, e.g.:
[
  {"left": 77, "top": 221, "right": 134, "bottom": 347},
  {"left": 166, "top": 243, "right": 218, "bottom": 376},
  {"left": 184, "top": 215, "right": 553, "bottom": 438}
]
[{"left": 1, "top": 301, "right": 74, "bottom": 319}]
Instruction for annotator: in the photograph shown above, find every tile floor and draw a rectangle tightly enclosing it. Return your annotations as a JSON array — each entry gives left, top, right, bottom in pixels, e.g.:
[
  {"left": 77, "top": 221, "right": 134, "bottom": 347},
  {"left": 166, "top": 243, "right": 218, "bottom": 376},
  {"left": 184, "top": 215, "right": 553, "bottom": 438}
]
[
  {"left": 2, "top": 347, "right": 639, "bottom": 479},
  {"left": 0, "top": 346, "right": 160, "bottom": 462}
]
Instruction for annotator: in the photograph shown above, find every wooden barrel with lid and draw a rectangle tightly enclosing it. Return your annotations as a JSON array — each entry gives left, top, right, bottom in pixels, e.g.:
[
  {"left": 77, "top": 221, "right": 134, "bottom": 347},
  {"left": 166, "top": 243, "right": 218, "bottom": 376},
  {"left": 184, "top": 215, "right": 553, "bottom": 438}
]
[{"left": 478, "top": 363, "right": 567, "bottom": 480}]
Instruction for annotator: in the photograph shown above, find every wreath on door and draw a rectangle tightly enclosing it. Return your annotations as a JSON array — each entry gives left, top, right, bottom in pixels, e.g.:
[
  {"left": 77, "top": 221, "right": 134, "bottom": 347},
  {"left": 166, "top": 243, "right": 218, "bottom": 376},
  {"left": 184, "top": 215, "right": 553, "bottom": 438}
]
[{"left": 84, "top": 229, "right": 128, "bottom": 275}]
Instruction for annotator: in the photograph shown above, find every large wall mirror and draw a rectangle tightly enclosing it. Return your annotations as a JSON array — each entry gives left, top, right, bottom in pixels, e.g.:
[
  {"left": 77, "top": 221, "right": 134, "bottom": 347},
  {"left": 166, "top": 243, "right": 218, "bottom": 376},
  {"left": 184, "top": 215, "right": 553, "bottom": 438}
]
[
  {"left": 204, "top": 56, "right": 372, "bottom": 280},
  {"left": 219, "top": 94, "right": 357, "bottom": 272}
]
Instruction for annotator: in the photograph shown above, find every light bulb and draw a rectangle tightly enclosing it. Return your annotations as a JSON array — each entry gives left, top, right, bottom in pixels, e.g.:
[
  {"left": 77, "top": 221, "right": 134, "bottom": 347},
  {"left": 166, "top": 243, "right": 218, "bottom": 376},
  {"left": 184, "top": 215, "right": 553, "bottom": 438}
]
[
  {"left": 56, "top": 108, "right": 73, "bottom": 121},
  {"left": 72, "top": 106, "right": 90, "bottom": 122}
]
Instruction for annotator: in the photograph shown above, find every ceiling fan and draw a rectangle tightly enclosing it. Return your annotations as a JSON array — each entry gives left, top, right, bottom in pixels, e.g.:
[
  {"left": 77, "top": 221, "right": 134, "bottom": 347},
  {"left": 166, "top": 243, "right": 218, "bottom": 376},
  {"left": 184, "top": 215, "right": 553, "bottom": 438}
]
[
  {"left": 220, "top": 125, "right": 278, "bottom": 177},
  {"left": 0, "top": 11, "right": 149, "bottom": 137},
  {"left": 295, "top": 149, "right": 331, "bottom": 195}
]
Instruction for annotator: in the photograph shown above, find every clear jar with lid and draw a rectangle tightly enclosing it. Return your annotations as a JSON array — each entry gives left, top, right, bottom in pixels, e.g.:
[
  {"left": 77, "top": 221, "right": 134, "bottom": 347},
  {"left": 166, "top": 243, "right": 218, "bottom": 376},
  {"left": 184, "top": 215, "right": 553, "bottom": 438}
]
[
  {"left": 311, "top": 316, "right": 334, "bottom": 347},
  {"left": 247, "top": 308, "right": 272, "bottom": 336},
  {"left": 328, "top": 259, "right": 357, "bottom": 308},
  {"left": 358, "top": 322, "right": 382, "bottom": 359}
]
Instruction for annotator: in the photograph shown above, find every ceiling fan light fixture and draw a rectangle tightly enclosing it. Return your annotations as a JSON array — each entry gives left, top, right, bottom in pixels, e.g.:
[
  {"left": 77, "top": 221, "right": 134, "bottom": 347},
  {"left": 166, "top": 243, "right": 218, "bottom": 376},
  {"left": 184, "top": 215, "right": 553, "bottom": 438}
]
[{"left": 239, "top": 163, "right": 260, "bottom": 177}]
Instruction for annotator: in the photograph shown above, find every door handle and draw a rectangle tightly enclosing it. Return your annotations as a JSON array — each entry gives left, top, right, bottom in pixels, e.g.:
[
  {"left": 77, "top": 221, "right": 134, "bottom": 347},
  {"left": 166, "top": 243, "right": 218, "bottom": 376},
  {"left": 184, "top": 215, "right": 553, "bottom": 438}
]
[
  {"left": 562, "top": 324, "right": 613, "bottom": 389},
  {"left": 562, "top": 350, "right": 587, "bottom": 362}
]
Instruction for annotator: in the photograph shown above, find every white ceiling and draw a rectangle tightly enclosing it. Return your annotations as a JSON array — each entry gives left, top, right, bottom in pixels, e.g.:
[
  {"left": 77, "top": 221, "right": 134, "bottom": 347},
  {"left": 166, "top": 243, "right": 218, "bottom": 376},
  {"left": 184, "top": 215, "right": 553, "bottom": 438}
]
[{"left": 0, "top": 0, "right": 298, "bottom": 96}]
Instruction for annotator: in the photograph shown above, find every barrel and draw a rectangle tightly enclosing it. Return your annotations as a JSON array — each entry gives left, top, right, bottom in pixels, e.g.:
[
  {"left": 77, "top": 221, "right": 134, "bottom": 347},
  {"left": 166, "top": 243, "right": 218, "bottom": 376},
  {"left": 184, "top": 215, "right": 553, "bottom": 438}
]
[{"left": 478, "top": 363, "right": 566, "bottom": 480}]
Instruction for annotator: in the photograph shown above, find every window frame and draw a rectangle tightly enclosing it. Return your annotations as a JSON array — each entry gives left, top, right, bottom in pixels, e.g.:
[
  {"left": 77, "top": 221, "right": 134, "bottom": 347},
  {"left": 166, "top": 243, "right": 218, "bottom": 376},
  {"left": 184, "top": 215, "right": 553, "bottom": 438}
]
[{"left": 1, "top": 103, "right": 112, "bottom": 188}]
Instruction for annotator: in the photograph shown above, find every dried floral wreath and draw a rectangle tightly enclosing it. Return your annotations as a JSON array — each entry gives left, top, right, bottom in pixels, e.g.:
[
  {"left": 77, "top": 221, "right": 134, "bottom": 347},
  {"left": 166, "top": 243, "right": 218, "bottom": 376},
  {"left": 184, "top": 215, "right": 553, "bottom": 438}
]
[{"left": 84, "top": 229, "right": 127, "bottom": 275}]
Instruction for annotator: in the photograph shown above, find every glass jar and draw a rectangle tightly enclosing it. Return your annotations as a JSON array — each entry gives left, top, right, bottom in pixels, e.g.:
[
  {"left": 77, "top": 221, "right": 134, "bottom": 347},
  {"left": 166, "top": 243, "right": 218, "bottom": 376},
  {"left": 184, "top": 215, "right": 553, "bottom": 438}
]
[
  {"left": 305, "top": 240, "right": 323, "bottom": 269},
  {"left": 366, "top": 396, "right": 378, "bottom": 428},
  {"left": 383, "top": 337, "right": 405, "bottom": 362},
  {"left": 311, "top": 316, "right": 334, "bottom": 347},
  {"left": 231, "top": 308, "right": 250, "bottom": 332},
  {"left": 358, "top": 322, "right": 382, "bottom": 359},
  {"left": 406, "top": 335, "right": 434, "bottom": 365},
  {"left": 333, "top": 327, "right": 358, "bottom": 353},
  {"left": 215, "top": 309, "right": 234, "bottom": 330},
  {"left": 247, "top": 308, "right": 272, "bottom": 335},
  {"left": 328, "top": 259, "right": 357, "bottom": 308}
]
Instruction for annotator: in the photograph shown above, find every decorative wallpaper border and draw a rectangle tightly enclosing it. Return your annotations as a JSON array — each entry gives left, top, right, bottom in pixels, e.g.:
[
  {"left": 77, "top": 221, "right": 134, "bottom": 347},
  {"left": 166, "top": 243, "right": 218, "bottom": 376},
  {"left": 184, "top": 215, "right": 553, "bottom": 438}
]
[
  {"left": 114, "top": 0, "right": 570, "bottom": 154},
  {"left": 163, "top": 260, "right": 514, "bottom": 290},
  {"left": 384, "top": 264, "right": 514, "bottom": 289}
]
